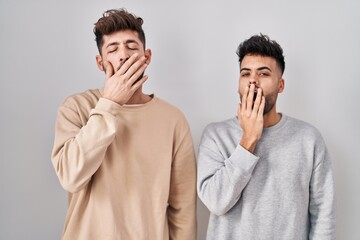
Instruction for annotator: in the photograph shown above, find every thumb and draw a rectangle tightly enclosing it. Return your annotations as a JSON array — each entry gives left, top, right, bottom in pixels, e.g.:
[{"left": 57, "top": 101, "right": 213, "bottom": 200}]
[
  {"left": 103, "top": 60, "right": 114, "bottom": 80},
  {"left": 238, "top": 102, "right": 242, "bottom": 113}
]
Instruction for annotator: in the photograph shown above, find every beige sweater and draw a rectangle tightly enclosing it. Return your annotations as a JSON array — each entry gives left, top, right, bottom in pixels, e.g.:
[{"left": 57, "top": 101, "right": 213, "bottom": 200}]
[{"left": 51, "top": 89, "right": 197, "bottom": 240}]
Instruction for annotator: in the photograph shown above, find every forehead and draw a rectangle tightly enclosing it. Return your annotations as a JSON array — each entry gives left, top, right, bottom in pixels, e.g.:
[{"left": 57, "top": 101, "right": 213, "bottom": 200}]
[
  {"left": 241, "top": 55, "right": 278, "bottom": 70},
  {"left": 102, "top": 30, "right": 142, "bottom": 47}
]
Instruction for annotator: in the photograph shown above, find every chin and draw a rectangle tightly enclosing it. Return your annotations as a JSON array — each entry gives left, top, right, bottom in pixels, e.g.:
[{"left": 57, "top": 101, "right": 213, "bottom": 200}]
[{"left": 263, "top": 102, "right": 275, "bottom": 115}]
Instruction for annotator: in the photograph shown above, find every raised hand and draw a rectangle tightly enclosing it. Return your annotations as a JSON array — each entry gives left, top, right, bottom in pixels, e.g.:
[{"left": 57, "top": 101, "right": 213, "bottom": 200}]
[
  {"left": 238, "top": 84, "right": 265, "bottom": 153},
  {"left": 102, "top": 53, "right": 149, "bottom": 105}
]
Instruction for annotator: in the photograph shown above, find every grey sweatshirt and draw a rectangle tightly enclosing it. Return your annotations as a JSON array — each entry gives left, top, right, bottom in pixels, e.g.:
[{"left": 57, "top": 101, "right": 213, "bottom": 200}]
[{"left": 197, "top": 114, "right": 335, "bottom": 240}]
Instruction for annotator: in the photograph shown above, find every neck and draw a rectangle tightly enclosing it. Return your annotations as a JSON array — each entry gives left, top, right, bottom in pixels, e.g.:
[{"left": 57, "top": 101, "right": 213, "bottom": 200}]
[
  {"left": 126, "top": 88, "right": 152, "bottom": 105},
  {"left": 263, "top": 107, "right": 281, "bottom": 128}
]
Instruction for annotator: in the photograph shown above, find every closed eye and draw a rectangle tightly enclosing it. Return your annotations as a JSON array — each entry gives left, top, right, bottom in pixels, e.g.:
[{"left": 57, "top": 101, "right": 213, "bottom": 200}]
[
  {"left": 127, "top": 44, "right": 138, "bottom": 50},
  {"left": 108, "top": 48, "right": 117, "bottom": 54}
]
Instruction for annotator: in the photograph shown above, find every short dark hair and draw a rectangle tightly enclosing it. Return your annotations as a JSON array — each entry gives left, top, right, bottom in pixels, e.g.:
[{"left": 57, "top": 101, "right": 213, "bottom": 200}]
[
  {"left": 236, "top": 33, "right": 285, "bottom": 75},
  {"left": 93, "top": 8, "right": 146, "bottom": 54}
]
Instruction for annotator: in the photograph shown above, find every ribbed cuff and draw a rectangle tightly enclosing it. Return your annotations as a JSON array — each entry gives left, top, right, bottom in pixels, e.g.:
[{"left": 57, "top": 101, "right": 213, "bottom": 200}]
[
  {"left": 94, "top": 98, "right": 123, "bottom": 116},
  {"left": 227, "top": 144, "right": 259, "bottom": 170}
]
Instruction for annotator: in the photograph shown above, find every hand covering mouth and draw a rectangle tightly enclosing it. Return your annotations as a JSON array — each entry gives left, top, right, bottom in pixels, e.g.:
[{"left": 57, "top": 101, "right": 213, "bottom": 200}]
[{"left": 253, "top": 87, "right": 261, "bottom": 101}]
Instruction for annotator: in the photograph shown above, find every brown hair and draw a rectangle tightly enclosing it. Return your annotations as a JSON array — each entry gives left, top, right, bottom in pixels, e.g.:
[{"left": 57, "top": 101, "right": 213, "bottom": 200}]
[
  {"left": 236, "top": 33, "right": 285, "bottom": 75},
  {"left": 93, "top": 9, "right": 146, "bottom": 54}
]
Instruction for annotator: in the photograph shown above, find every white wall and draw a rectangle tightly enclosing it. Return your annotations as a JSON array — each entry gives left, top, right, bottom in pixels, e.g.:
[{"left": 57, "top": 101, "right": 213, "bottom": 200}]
[{"left": 1, "top": 0, "right": 359, "bottom": 239}]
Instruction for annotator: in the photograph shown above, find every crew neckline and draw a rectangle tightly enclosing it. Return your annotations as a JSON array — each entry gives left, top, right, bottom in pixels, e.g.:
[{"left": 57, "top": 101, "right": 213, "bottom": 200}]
[
  {"left": 96, "top": 89, "right": 156, "bottom": 112},
  {"left": 232, "top": 113, "right": 287, "bottom": 134},
  {"left": 262, "top": 113, "right": 287, "bottom": 134}
]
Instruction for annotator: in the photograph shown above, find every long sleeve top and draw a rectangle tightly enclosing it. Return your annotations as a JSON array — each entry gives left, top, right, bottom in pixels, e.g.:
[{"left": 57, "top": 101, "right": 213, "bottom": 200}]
[
  {"left": 51, "top": 89, "right": 197, "bottom": 240},
  {"left": 197, "top": 114, "right": 335, "bottom": 240}
]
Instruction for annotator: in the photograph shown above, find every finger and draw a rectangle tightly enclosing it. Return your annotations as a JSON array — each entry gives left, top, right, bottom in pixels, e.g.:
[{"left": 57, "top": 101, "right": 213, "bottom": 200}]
[
  {"left": 241, "top": 86, "right": 250, "bottom": 112},
  {"left": 257, "top": 96, "right": 265, "bottom": 117},
  {"left": 121, "top": 56, "right": 147, "bottom": 81},
  {"left": 129, "top": 75, "right": 149, "bottom": 92},
  {"left": 246, "top": 84, "right": 255, "bottom": 111},
  {"left": 126, "top": 63, "right": 148, "bottom": 86},
  {"left": 103, "top": 60, "right": 114, "bottom": 80},
  {"left": 237, "top": 103, "right": 243, "bottom": 119},
  {"left": 115, "top": 53, "right": 140, "bottom": 75},
  {"left": 252, "top": 88, "right": 262, "bottom": 114}
]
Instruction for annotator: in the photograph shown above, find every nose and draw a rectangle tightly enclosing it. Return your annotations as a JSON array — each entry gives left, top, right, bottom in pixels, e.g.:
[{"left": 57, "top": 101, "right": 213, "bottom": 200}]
[
  {"left": 248, "top": 75, "right": 259, "bottom": 87},
  {"left": 118, "top": 45, "right": 130, "bottom": 64}
]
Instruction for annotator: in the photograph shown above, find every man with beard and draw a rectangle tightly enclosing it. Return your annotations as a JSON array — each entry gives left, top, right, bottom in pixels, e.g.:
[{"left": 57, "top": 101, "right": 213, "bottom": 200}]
[
  {"left": 197, "top": 34, "right": 335, "bottom": 239},
  {"left": 51, "top": 9, "right": 196, "bottom": 239}
]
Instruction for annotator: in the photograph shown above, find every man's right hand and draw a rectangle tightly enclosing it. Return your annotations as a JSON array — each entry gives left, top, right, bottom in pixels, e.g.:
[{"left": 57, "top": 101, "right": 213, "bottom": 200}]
[
  {"left": 238, "top": 84, "right": 265, "bottom": 153},
  {"left": 102, "top": 53, "right": 148, "bottom": 105}
]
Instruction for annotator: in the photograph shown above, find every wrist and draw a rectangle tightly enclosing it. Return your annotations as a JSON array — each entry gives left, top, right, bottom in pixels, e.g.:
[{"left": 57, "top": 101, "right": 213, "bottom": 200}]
[
  {"left": 240, "top": 137, "right": 258, "bottom": 153},
  {"left": 102, "top": 95, "right": 125, "bottom": 106}
]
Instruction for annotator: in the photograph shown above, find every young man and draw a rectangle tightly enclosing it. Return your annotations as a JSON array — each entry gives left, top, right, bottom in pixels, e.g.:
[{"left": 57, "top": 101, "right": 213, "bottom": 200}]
[
  {"left": 197, "top": 34, "right": 335, "bottom": 239},
  {"left": 51, "top": 9, "right": 196, "bottom": 239}
]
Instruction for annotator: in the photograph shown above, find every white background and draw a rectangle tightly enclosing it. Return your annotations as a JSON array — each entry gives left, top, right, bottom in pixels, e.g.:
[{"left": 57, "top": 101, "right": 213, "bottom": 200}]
[{"left": 1, "top": 0, "right": 359, "bottom": 239}]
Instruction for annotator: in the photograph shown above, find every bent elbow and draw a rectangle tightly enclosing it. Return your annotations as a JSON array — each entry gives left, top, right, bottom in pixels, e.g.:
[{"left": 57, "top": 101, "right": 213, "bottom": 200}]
[
  {"left": 54, "top": 165, "right": 89, "bottom": 193},
  {"left": 206, "top": 203, "right": 232, "bottom": 216},
  {"left": 52, "top": 154, "right": 91, "bottom": 193},
  {"left": 198, "top": 189, "right": 233, "bottom": 216},
  {"left": 58, "top": 176, "right": 89, "bottom": 193}
]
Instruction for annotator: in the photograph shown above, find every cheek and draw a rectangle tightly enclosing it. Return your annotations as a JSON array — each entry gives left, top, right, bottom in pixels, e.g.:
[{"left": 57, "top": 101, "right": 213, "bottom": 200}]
[
  {"left": 238, "top": 78, "right": 247, "bottom": 91},
  {"left": 104, "top": 55, "right": 120, "bottom": 70},
  {"left": 262, "top": 86, "right": 279, "bottom": 97},
  {"left": 238, "top": 85, "right": 247, "bottom": 99}
]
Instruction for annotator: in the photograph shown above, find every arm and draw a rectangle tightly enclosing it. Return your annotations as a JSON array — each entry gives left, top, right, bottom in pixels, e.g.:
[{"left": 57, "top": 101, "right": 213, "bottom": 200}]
[
  {"left": 197, "top": 129, "right": 259, "bottom": 216},
  {"left": 51, "top": 98, "right": 120, "bottom": 193},
  {"left": 197, "top": 84, "right": 264, "bottom": 215},
  {"left": 52, "top": 54, "right": 148, "bottom": 193},
  {"left": 167, "top": 120, "right": 197, "bottom": 240},
  {"left": 238, "top": 84, "right": 265, "bottom": 153},
  {"left": 309, "top": 138, "right": 336, "bottom": 239}
]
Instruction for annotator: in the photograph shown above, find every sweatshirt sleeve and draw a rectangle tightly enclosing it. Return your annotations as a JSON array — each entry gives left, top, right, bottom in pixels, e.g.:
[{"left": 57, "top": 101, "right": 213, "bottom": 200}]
[
  {"left": 309, "top": 135, "right": 336, "bottom": 239},
  {"left": 51, "top": 97, "right": 120, "bottom": 193},
  {"left": 197, "top": 124, "right": 259, "bottom": 216},
  {"left": 167, "top": 117, "right": 197, "bottom": 240}
]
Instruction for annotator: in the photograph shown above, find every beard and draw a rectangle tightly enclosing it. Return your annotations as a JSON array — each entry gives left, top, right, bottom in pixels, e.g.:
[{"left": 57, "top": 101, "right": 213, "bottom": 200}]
[
  {"left": 240, "top": 90, "right": 278, "bottom": 115},
  {"left": 263, "top": 92, "right": 277, "bottom": 115}
]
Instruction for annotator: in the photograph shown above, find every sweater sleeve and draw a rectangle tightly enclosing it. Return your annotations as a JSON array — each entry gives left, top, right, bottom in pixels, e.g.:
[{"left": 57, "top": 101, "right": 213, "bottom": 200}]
[
  {"left": 167, "top": 118, "right": 197, "bottom": 240},
  {"left": 197, "top": 125, "right": 259, "bottom": 216},
  {"left": 309, "top": 136, "right": 336, "bottom": 239},
  {"left": 51, "top": 97, "right": 120, "bottom": 193}
]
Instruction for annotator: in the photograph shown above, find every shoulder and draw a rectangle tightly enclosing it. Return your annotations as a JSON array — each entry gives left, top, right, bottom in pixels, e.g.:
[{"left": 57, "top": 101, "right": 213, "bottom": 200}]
[
  {"left": 286, "top": 115, "right": 320, "bottom": 134},
  {"left": 202, "top": 117, "right": 238, "bottom": 138},
  {"left": 153, "top": 97, "right": 188, "bottom": 120},
  {"left": 198, "top": 117, "right": 238, "bottom": 150},
  {"left": 205, "top": 117, "right": 237, "bottom": 132},
  {"left": 284, "top": 115, "right": 325, "bottom": 144},
  {"left": 61, "top": 89, "right": 101, "bottom": 110}
]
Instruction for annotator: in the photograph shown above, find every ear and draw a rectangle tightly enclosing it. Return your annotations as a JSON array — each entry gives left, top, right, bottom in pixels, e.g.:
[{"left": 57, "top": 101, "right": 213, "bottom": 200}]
[
  {"left": 144, "top": 49, "right": 152, "bottom": 65},
  {"left": 96, "top": 55, "right": 104, "bottom": 72},
  {"left": 278, "top": 78, "right": 285, "bottom": 93}
]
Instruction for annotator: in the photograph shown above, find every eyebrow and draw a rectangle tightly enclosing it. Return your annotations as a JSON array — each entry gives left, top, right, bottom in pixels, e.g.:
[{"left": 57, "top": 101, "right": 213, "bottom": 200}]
[
  {"left": 105, "top": 39, "right": 139, "bottom": 49},
  {"left": 240, "top": 66, "right": 272, "bottom": 72},
  {"left": 257, "top": 66, "right": 272, "bottom": 72}
]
